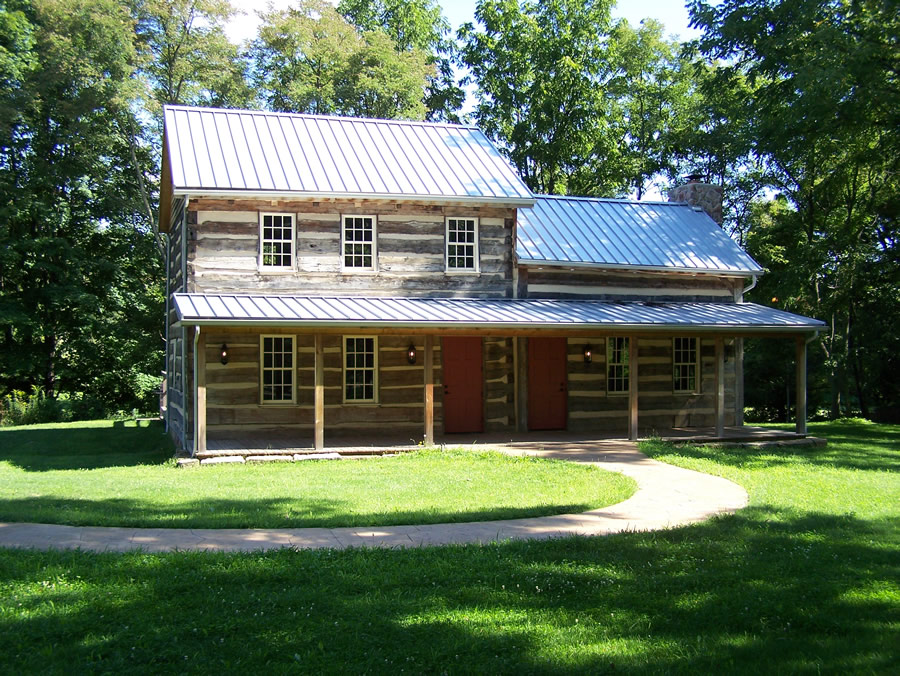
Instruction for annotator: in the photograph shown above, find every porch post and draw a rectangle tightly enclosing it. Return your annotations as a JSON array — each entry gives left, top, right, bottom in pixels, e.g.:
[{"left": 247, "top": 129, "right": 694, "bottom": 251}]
[
  {"left": 314, "top": 334, "right": 324, "bottom": 450},
  {"left": 796, "top": 336, "right": 807, "bottom": 435},
  {"left": 735, "top": 338, "right": 744, "bottom": 426},
  {"left": 628, "top": 336, "right": 638, "bottom": 441},
  {"left": 424, "top": 334, "right": 434, "bottom": 445},
  {"left": 516, "top": 337, "right": 528, "bottom": 432},
  {"left": 715, "top": 335, "right": 725, "bottom": 438},
  {"left": 195, "top": 326, "right": 207, "bottom": 454}
]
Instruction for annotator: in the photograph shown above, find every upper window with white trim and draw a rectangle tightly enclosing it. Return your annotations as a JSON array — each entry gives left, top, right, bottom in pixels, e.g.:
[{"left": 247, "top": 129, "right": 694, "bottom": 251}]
[
  {"left": 259, "top": 213, "right": 295, "bottom": 270},
  {"left": 446, "top": 217, "right": 479, "bottom": 272},
  {"left": 673, "top": 337, "right": 698, "bottom": 393},
  {"left": 342, "top": 215, "right": 376, "bottom": 270}
]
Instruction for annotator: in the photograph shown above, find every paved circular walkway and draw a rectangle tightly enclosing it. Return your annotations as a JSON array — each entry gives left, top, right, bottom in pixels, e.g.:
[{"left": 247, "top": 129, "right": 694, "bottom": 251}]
[{"left": 0, "top": 440, "right": 748, "bottom": 553}]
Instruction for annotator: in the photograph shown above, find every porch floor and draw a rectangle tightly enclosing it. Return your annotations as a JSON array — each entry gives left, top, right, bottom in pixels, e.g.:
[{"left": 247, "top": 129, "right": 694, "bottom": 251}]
[{"left": 199, "top": 425, "right": 818, "bottom": 459}]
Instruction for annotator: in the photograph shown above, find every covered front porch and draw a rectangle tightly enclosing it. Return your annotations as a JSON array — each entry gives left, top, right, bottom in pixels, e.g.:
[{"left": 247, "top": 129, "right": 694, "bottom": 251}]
[{"left": 172, "top": 293, "right": 825, "bottom": 457}]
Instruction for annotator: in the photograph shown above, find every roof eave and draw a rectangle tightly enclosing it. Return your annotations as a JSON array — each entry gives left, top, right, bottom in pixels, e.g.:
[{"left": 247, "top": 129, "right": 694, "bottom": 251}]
[
  {"left": 517, "top": 258, "right": 763, "bottom": 277},
  {"left": 175, "top": 188, "right": 536, "bottom": 208}
]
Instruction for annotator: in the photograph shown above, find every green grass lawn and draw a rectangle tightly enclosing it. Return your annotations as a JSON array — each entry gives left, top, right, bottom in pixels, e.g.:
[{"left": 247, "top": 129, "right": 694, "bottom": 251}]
[
  {"left": 0, "top": 420, "right": 635, "bottom": 528},
  {"left": 0, "top": 421, "right": 897, "bottom": 673}
]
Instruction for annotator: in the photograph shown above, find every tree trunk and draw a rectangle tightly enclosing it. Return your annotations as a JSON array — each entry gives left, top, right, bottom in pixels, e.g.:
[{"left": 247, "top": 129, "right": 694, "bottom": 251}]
[{"left": 43, "top": 334, "right": 56, "bottom": 398}]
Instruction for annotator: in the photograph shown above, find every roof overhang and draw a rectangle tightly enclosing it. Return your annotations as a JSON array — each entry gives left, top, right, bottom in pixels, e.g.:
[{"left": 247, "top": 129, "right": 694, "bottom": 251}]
[
  {"left": 175, "top": 189, "right": 535, "bottom": 208},
  {"left": 173, "top": 294, "right": 825, "bottom": 336},
  {"left": 518, "top": 258, "right": 763, "bottom": 277}
]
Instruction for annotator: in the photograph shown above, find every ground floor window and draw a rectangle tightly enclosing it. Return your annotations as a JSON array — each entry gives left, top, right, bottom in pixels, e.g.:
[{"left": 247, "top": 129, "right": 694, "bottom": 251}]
[
  {"left": 607, "top": 337, "right": 629, "bottom": 393},
  {"left": 344, "top": 336, "right": 377, "bottom": 402},
  {"left": 260, "top": 335, "right": 295, "bottom": 403},
  {"left": 673, "top": 337, "right": 699, "bottom": 393}
]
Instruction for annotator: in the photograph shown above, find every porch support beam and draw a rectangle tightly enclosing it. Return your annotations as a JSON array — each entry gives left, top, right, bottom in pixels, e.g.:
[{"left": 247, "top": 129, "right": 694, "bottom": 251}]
[
  {"left": 715, "top": 335, "right": 725, "bottom": 438},
  {"left": 314, "top": 334, "right": 324, "bottom": 450},
  {"left": 628, "top": 336, "right": 638, "bottom": 441},
  {"left": 195, "top": 326, "right": 207, "bottom": 455},
  {"left": 735, "top": 338, "right": 744, "bottom": 426},
  {"left": 796, "top": 336, "right": 807, "bottom": 435},
  {"left": 424, "top": 334, "right": 434, "bottom": 445},
  {"left": 516, "top": 337, "right": 528, "bottom": 432}
]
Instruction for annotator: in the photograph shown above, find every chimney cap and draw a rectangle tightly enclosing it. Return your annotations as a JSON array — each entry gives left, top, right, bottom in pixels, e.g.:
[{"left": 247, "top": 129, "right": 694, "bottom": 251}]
[{"left": 685, "top": 172, "right": 705, "bottom": 183}]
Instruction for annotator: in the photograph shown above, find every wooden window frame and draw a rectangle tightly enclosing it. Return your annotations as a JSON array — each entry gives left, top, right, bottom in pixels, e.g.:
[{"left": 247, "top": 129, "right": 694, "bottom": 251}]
[
  {"left": 258, "top": 212, "right": 296, "bottom": 272},
  {"left": 342, "top": 335, "right": 378, "bottom": 403},
  {"left": 673, "top": 337, "right": 699, "bottom": 394},
  {"left": 445, "top": 217, "right": 480, "bottom": 273},
  {"left": 341, "top": 214, "right": 378, "bottom": 272},
  {"left": 607, "top": 336, "right": 630, "bottom": 395},
  {"left": 259, "top": 334, "right": 296, "bottom": 405}
]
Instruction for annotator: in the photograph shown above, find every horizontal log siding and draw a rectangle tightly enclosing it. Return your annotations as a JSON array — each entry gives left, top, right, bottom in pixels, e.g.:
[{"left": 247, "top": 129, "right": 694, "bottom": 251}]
[
  {"left": 201, "top": 331, "right": 443, "bottom": 440},
  {"left": 523, "top": 266, "right": 743, "bottom": 302},
  {"left": 484, "top": 337, "right": 515, "bottom": 431},
  {"left": 186, "top": 199, "right": 515, "bottom": 298},
  {"left": 566, "top": 337, "right": 737, "bottom": 434}
]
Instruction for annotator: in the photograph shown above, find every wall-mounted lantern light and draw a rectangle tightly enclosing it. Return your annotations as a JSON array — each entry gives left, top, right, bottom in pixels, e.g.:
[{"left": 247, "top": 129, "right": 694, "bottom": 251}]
[
  {"left": 583, "top": 345, "right": 593, "bottom": 364},
  {"left": 407, "top": 344, "right": 417, "bottom": 365},
  {"left": 220, "top": 343, "right": 229, "bottom": 365}
]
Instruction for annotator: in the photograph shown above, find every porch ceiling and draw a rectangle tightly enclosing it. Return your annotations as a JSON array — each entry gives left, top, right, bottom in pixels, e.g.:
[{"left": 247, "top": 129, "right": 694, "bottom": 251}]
[{"left": 173, "top": 293, "right": 825, "bottom": 335}]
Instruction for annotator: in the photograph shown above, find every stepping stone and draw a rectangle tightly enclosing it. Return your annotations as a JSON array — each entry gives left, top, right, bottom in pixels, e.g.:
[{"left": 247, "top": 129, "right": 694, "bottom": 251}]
[
  {"left": 246, "top": 454, "right": 293, "bottom": 463},
  {"left": 200, "top": 455, "right": 245, "bottom": 465},
  {"left": 293, "top": 452, "right": 342, "bottom": 461},
  {"left": 176, "top": 458, "right": 200, "bottom": 468}
]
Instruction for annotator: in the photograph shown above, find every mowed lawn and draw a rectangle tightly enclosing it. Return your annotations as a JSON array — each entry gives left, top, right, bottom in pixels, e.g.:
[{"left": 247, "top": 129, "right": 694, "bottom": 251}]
[
  {"left": 0, "top": 420, "right": 635, "bottom": 528},
  {"left": 0, "top": 421, "right": 897, "bottom": 674}
]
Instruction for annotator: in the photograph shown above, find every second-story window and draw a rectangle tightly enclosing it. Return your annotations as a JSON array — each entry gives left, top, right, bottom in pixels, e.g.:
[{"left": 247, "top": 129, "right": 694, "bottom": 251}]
[
  {"left": 446, "top": 217, "right": 479, "bottom": 272},
  {"left": 259, "top": 213, "right": 295, "bottom": 270},
  {"left": 342, "top": 215, "right": 376, "bottom": 271}
]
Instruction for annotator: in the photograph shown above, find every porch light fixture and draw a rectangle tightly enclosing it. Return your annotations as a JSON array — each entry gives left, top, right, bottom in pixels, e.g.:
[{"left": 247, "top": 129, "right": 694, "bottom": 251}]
[
  {"left": 583, "top": 345, "right": 593, "bottom": 364},
  {"left": 407, "top": 344, "right": 417, "bottom": 365},
  {"left": 220, "top": 343, "right": 229, "bottom": 365}
]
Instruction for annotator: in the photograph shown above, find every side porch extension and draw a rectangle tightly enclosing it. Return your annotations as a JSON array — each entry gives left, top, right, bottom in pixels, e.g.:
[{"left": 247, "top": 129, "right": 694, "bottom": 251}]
[{"left": 169, "top": 294, "right": 825, "bottom": 456}]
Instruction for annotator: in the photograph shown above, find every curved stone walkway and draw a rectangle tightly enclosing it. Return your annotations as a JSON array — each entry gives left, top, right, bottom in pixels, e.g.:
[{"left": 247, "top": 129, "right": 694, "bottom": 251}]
[{"left": 0, "top": 440, "right": 748, "bottom": 553}]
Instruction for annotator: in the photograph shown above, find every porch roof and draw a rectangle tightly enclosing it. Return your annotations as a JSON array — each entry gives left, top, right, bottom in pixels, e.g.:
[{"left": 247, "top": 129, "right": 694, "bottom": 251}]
[{"left": 173, "top": 294, "right": 825, "bottom": 334}]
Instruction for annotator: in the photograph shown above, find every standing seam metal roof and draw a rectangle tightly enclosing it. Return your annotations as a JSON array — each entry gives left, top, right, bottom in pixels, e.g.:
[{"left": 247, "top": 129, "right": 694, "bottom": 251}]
[
  {"left": 517, "top": 195, "right": 763, "bottom": 275},
  {"left": 163, "top": 105, "right": 534, "bottom": 202},
  {"left": 174, "top": 294, "right": 824, "bottom": 331}
]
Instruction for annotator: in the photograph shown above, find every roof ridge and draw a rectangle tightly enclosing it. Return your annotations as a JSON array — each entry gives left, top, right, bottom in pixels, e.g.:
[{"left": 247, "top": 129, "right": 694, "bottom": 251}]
[
  {"left": 162, "top": 104, "right": 481, "bottom": 131},
  {"left": 533, "top": 194, "right": 681, "bottom": 206}
]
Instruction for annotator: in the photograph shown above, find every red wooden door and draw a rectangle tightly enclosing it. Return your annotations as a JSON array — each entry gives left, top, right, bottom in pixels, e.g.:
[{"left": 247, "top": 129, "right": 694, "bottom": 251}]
[
  {"left": 528, "top": 337, "right": 568, "bottom": 430},
  {"left": 442, "top": 337, "right": 483, "bottom": 433}
]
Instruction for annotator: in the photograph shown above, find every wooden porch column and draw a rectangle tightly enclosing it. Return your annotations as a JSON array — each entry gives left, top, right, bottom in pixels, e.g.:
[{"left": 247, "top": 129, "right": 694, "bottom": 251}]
[
  {"left": 424, "top": 334, "right": 434, "bottom": 445},
  {"left": 628, "top": 336, "right": 638, "bottom": 441},
  {"left": 796, "top": 336, "right": 807, "bottom": 435},
  {"left": 735, "top": 338, "right": 745, "bottom": 426},
  {"left": 314, "top": 334, "right": 324, "bottom": 451},
  {"left": 516, "top": 337, "right": 528, "bottom": 432},
  {"left": 715, "top": 336, "right": 725, "bottom": 438},
  {"left": 195, "top": 327, "right": 207, "bottom": 455}
]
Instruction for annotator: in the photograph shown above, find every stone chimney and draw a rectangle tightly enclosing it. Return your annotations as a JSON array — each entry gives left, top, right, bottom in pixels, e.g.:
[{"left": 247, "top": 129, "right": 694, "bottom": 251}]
[{"left": 667, "top": 177, "right": 723, "bottom": 225}]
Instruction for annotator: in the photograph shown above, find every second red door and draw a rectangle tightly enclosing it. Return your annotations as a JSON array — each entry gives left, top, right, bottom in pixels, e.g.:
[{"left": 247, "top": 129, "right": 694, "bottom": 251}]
[
  {"left": 442, "top": 337, "right": 483, "bottom": 433},
  {"left": 528, "top": 337, "right": 568, "bottom": 430}
]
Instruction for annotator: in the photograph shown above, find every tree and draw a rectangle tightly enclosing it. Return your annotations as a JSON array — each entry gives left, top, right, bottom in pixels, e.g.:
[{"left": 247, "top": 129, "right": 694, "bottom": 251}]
[
  {"left": 689, "top": 0, "right": 900, "bottom": 418},
  {"left": 248, "top": 0, "right": 432, "bottom": 119},
  {"left": 337, "top": 0, "right": 464, "bottom": 121},
  {"left": 459, "top": 0, "right": 617, "bottom": 195},
  {"left": 0, "top": 0, "right": 163, "bottom": 411}
]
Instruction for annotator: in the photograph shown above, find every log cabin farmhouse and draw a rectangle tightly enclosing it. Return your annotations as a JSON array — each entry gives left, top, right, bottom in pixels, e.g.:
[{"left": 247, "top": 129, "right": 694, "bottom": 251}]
[{"left": 158, "top": 105, "right": 824, "bottom": 456}]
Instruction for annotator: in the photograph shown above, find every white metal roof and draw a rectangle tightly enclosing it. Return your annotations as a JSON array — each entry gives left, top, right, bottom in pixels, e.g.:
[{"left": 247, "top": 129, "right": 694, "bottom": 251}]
[
  {"left": 174, "top": 294, "right": 824, "bottom": 333},
  {"left": 517, "top": 196, "right": 763, "bottom": 275},
  {"left": 162, "top": 105, "right": 534, "bottom": 203}
]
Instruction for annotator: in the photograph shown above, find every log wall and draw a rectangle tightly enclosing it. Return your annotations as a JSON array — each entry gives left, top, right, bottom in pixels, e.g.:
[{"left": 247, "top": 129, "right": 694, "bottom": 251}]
[
  {"left": 166, "top": 198, "right": 187, "bottom": 449},
  {"left": 186, "top": 199, "right": 515, "bottom": 298},
  {"left": 523, "top": 266, "right": 744, "bottom": 302}
]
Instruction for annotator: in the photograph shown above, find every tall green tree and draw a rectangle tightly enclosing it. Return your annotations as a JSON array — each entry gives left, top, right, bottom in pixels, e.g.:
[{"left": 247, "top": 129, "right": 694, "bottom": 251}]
[
  {"left": 689, "top": 0, "right": 900, "bottom": 418},
  {"left": 337, "top": 0, "right": 465, "bottom": 121},
  {"left": 459, "top": 0, "right": 616, "bottom": 195},
  {"left": 248, "top": 0, "right": 432, "bottom": 119},
  {"left": 0, "top": 0, "right": 162, "bottom": 411}
]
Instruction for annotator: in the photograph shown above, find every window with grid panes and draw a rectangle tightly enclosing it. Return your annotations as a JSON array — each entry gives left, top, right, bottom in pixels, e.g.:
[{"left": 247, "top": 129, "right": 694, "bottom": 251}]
[
  {"left": 344, "top": 336, "right": 376, "bottom": 402},
  {"left": 607, "top": 337, "right": 630, "bottom": 393},
  {"left": 342, "top": 215, "right": 375, "bottom": 270},
  {"left": 673, "top": 337, "right": 698, "bottom": 393},
  {"left": 260, "top": 336, "right": 294, "bottom": 403},
  {"left": 446, "top": 217, "right": 478, "bottom": 271},
  {"left": 259, "top": 213, "right": 294, "bottom": 269}
]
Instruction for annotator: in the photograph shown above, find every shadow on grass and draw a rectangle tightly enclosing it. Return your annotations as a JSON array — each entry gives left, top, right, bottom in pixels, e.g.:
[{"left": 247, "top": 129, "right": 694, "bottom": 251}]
[
  {"left": 645, "top": 422, "right": 900, "bottom": 473},
  {"left": 0, "top": 506, "right": 896, "bottom": 673},
  {"left": 0, "top": 420, "right": 173, "bottom": 471},
  {"left": 0, "top": 495, "right": 601, "bottom": 529}
]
